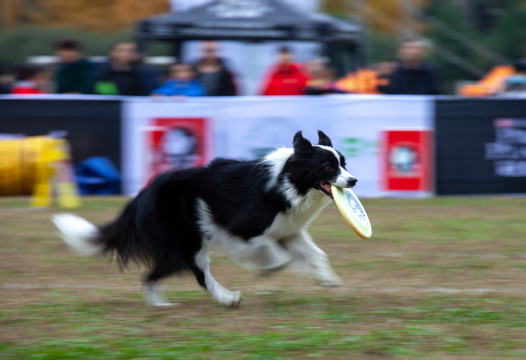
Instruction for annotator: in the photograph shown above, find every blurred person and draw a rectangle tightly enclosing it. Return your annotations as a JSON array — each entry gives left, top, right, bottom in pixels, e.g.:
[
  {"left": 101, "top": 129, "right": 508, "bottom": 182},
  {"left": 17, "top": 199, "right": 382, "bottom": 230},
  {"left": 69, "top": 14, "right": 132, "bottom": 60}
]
[
  {"left": 378, "top": 39, "right": 440, "bottom": 95},
  {"left": 195, "top": 41, "right": 237, "bottom": 96},
  {"left": 151, "top": 63, "right": 206, "bottom": 97},
  {"left": 303, "top": 58, "right": 346, "bottom": 95},
  {"left": 304, "top": 58, "right": 325, "bottom": 83},
  {"left": 92, "top": 41, "right": 158, "bottom": 96},
  {"left": 375, "top": 59, "right": 398, "bottom": 79},
  {"left": 260, "top": 46, "right": 308, "bottom": 96},
  {"left": 54, "top": 38, "right": 93, "bottom": 94},
  {"left": 500, "top": 59, "right": 526, "bottom": 95},
  {"left": 134, "top": 52, "right": 161, "bottom": 95},
  {"left": 11, "top": 65, "right": 51, "bottom": 94},
  {"left": 0, "top": 63, "right": 13, "bottom": 94}
]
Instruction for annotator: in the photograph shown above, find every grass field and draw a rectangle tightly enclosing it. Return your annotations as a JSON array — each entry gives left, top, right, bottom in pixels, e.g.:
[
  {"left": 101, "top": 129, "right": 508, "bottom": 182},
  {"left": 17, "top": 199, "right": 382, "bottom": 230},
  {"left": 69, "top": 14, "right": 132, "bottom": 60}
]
[{"left": 1, "top": 196, "right": 526, "bottom": 359}]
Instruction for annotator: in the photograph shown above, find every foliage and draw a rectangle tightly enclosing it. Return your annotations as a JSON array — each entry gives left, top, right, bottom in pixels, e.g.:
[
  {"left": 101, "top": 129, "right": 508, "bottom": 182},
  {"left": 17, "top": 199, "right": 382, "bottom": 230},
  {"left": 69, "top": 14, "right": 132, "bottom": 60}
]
[
  {"left": 0, "top": 26, "right": 131, "bottom": 67},
  {"left": 324, "top": 0, "right": 428, "bottom": 35},
  {"left": 486, "top": 0, "right": 526, "bottom": 60},
  {"left": 425, "top": 2, "right": 485, "bottom": 93},
  {"left": 364, "top": 29, "right": 399, "bottom": 65},
  {"left": 0, "top": 0, "right": 169, "bottom": 32},
  {"left": 426, "top": 0, "right": 526, "bottom": 92}
]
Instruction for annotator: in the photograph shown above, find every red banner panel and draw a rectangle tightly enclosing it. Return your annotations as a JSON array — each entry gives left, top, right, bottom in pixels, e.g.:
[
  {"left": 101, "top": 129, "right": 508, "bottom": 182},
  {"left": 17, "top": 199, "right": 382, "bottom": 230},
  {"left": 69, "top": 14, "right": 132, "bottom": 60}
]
[
  {"left": 382, "top": 130, "right": 432, "bottom": 192},
  {"left": 145, "top": 117, "right": 211, "bottom": 183}
]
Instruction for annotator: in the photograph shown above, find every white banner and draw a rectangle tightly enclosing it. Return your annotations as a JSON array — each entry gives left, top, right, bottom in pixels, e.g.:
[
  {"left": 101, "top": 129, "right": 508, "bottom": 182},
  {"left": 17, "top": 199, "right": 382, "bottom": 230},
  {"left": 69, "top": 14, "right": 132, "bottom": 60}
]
[{"left": 122, "top": 95, "right": 433, "bottom": 197}]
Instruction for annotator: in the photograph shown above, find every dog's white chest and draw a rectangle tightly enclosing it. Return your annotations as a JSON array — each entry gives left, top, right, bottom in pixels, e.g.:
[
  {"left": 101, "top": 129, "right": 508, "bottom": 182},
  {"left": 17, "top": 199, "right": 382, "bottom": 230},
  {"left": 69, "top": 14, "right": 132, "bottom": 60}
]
[{"left": 265, "top": 192, "right": 330, "bottom": 239}]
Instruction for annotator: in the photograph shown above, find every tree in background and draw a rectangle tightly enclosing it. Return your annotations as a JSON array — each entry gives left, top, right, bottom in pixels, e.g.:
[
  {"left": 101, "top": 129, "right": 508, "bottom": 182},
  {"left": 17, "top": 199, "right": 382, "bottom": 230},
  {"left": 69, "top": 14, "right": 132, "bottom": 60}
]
[
  {"left": 0, "top": 0, "right": 169, "bottom": 31},
  {"left": 486, "top": 0, "right": 526, "bottom": 60},
  {"left": 425, "top": 2, "right": 486, "bottom": 92},
  {"left": 324, "top": 0, "right": 427, "bottom": 37},
  {"left": 426, "top": 0, "right": 526, "bottom": 92},
  {"left": 0, "top": 0, "right": 171, "bottom": 66}
]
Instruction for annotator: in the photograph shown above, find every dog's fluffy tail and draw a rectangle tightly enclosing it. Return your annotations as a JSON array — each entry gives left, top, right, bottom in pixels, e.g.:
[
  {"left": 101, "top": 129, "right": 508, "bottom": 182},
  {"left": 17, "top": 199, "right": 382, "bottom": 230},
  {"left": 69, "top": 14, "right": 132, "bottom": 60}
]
[
  {"left": 53, "top": 198, "right": 150, "bottom": 267},
  {"left": 52, "top": 214, "right": 103, "bottom": 256}
]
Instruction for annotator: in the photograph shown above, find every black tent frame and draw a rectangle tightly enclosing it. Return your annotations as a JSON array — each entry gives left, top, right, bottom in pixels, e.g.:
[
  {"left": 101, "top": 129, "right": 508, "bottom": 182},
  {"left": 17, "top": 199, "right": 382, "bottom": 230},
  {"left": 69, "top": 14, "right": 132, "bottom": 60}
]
[{"left": 135, "top": 0, "right": 363, "bottom": 75}]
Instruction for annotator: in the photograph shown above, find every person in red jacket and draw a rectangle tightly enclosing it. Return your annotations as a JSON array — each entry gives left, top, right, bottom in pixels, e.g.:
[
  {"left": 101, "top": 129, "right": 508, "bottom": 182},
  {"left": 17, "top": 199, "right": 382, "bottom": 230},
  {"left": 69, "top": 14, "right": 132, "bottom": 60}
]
[
  {"left": 260, "top": 46, "right": 308, "bottom": 96},
  {"left": 11, "top": 65, "right": 50, "bottom": 94}
]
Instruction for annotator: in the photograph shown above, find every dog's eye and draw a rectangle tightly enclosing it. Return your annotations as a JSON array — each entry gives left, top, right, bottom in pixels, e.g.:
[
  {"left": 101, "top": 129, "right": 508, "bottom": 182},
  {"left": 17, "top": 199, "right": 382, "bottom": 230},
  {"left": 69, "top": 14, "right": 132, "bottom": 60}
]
[{"left": 324, "top": 165, "right": 334, "bottom": 171}]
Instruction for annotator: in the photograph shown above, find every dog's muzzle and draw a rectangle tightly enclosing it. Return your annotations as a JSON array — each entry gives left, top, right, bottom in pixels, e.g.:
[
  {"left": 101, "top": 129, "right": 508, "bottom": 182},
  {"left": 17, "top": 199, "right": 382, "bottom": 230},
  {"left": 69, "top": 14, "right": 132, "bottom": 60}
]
[{"left": 347, "top": 177, "right": 358, "bottom": 188}]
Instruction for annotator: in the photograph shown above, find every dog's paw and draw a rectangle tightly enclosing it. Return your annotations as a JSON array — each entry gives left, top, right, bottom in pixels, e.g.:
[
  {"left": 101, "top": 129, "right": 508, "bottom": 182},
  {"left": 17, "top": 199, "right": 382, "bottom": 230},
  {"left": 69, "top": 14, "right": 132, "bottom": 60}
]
[
  {"left": 220, "top": 290, "right": 242, "bottom": 308},
  {"left": 145, "top": 290, "right": 178, "bottom": 307},
  {"left": 318, "top": 276, "right": 343, "bottom": 288},
  {"left": 146, "top": 296, "right": 178, "bottom": 306},
  {"left": 150, "top": 300, "right": 178, "bottom": 307}
]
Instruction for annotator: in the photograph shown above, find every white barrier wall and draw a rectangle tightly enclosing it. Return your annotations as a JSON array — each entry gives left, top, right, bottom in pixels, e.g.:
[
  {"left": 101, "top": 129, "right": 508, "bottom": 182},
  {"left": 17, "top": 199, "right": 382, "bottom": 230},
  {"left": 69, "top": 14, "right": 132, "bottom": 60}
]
[{"left": 122, "top": 95, "right": 434, "bottom": 197}]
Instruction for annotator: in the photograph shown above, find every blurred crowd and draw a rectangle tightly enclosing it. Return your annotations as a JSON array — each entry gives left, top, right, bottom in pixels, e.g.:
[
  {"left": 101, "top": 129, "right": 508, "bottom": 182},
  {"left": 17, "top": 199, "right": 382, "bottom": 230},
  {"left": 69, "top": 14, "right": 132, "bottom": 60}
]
[{"left": 0, "top": 38, "right": 525, "bottom": 97}]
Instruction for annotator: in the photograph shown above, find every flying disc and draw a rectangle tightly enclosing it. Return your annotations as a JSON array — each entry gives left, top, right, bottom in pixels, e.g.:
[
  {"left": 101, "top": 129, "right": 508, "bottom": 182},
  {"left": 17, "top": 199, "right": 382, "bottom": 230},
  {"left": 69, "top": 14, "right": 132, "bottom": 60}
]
[{"left": 331, "top": 185, "right": 372, "bottom": 239}]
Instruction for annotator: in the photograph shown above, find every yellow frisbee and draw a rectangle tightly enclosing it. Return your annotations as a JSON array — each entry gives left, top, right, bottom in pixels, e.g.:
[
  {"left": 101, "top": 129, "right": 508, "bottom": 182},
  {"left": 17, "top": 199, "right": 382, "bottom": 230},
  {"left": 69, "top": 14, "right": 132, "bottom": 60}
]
[{"left": 331, "top": 185, "right": 372, "bottom": 239}]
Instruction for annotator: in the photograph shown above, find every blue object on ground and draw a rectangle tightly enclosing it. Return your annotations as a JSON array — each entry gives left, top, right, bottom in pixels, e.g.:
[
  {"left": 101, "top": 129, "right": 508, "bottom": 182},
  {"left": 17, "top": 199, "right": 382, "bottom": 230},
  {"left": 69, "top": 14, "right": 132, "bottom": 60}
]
[{"left": 75, "top": 157, "right": 121, "bottom": 195}]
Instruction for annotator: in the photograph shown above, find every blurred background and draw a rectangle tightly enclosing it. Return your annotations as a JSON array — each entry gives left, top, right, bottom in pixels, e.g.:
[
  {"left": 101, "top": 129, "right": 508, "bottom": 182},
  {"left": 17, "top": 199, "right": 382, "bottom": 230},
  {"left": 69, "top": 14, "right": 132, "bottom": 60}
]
[
  {"left": 0, "top": 0, "right": 525, "bottom": 197},
  {"left": 0, "top": 0, "right": 525, "bottom": 95}
]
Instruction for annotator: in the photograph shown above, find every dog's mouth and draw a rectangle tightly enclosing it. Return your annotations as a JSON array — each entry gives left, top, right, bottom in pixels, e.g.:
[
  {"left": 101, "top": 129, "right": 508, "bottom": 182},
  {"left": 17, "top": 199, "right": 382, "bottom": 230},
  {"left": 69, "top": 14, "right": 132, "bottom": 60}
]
[{"left": 319, "top": 181, "right": 334, "bottom": 199}]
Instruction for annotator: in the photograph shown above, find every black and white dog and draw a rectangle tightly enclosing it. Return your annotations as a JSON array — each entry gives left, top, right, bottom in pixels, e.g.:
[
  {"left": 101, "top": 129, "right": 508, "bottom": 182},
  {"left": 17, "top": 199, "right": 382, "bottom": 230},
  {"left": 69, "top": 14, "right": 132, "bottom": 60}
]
[{"left": 53, "top": 131, "right": 357, "bottom": 307}]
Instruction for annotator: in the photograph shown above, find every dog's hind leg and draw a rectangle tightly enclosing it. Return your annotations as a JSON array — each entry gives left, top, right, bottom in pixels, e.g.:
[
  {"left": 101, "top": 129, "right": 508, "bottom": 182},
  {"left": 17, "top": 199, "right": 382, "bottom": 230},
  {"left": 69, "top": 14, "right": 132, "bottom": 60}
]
[
  {"left": 191, "top": 242, "right": 242, "bottom": 307},
  {"left": 144, "top": 261, "right": 178, "bottom": 306},
  {"left": 282, "top": 230, "right": 342, "bottom": 287}
]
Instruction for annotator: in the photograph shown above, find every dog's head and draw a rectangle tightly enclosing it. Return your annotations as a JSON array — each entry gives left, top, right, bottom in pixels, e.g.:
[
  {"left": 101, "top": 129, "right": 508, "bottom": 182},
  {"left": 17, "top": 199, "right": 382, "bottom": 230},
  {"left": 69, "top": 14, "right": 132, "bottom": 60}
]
[{"left": 284, "top": 130, "right": 357, "bottom": 199}]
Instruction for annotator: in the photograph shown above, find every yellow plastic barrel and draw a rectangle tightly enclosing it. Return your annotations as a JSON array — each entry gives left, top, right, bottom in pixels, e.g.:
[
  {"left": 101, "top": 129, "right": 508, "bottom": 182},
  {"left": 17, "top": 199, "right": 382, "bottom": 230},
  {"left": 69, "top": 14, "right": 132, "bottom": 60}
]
[{"left": 0, "top": 136, "right": 55, "bottom": 196}]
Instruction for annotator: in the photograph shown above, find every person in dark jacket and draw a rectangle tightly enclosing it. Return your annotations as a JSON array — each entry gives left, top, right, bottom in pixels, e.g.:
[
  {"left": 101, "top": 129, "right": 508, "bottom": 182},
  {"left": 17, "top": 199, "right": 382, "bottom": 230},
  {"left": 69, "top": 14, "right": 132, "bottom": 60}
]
[
  {"left": 378, "top": 39, "right": 440, "bottom": 95},
  {"left": 54, "top": 38, "right": 93, "bottom": 94},
  {"left": 0, "top": 63, "right": 13, "bottom": 94},
  {"left": 195, "top": 41, "right": 237, "bottom": 96},
  {"left": 93, "top": 41, "right": 158, "bottom": 96}
]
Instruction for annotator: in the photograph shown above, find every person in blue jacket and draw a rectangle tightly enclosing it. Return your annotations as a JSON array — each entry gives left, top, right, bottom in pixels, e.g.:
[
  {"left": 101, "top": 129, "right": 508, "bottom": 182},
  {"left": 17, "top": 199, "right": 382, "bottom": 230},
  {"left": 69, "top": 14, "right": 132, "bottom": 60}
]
[{"left": 152, "top": 63, "right": 206, "bottom": 97}]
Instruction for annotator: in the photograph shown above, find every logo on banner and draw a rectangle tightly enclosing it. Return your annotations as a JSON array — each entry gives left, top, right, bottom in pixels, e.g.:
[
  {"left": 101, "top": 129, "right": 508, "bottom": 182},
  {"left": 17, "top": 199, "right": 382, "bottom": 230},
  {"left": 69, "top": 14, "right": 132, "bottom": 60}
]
[
  {"left": 382, "top": 130, "right": 432, "bottom": 192},
  {"left": 208, "top": 0, "right": 273, "bottom": 18},
  {"left": 145, "top": 118, "right": 211, "bottom": 184},
  {"left": 485, "top": 118, "right": 526, "bottom": 177},
  {"left": 389, "top": 145, "right": 418, "bottom": 175},
  {"left": 340, "top": 138, "right": 377, "bottom": 158}
]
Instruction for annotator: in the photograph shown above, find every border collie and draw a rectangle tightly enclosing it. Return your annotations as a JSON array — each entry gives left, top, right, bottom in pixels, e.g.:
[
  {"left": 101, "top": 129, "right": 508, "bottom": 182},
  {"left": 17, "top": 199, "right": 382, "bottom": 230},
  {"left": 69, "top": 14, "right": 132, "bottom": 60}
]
[{"left": 53, "top": 131, "right": 357, "bottom": 307}]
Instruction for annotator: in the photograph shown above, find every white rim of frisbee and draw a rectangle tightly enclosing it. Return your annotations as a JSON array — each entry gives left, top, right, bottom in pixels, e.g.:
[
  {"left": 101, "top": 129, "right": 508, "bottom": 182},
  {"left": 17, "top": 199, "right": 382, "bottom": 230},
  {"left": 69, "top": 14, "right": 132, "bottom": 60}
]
[{"left": 331, "top": 185, "right": 372, "bottom": 239}]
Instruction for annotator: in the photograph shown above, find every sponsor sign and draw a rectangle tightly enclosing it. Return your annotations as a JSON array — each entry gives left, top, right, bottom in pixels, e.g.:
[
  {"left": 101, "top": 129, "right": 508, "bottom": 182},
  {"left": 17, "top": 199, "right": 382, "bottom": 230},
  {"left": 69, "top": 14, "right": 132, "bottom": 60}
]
[
  {"left": 122, "top": 96, "right": 433, "bottom": 196},
  {"left": 145, "top": 117, "right": 211, "bottom": 183},
  {"left": 485, "top": 118, "right": 526, "bottom": 177},
  {"left": 382, "top": 130, "right": 432, "bottom": 192},
  {"left": 435, "top": 99, "right": 526, "bottom": 195}
]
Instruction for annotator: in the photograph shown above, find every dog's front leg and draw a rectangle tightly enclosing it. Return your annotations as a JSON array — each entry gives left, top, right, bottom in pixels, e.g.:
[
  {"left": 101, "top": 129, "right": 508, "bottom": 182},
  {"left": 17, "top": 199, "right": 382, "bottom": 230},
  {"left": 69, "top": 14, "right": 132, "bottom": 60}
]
[{"left": 282, "top": 230, "right": 342, "bottom": 287}]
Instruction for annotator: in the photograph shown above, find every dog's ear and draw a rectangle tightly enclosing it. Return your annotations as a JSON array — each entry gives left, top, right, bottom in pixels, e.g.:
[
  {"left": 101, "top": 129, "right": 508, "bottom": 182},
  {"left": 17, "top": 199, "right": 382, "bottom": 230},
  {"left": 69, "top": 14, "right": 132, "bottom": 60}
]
[
  {"left": 293, "top": 131, "right": 313, "bottom": 156},
  {"left": 317, "top": 130, "right": 333, "bottom": 147}
]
